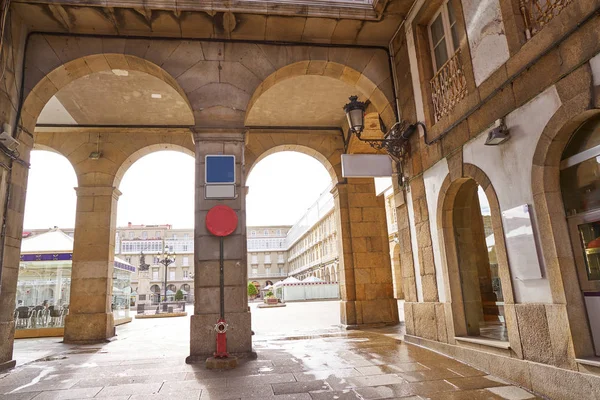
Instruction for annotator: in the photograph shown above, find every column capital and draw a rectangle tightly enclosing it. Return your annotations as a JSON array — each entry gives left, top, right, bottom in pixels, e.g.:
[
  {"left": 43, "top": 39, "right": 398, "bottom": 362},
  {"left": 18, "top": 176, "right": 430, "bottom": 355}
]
[
  {"left": 330, "top": 182, "right": 348, "bottom": 198},
  {"left": 74, "top": 186, "right": 122, "bottom": 199}
]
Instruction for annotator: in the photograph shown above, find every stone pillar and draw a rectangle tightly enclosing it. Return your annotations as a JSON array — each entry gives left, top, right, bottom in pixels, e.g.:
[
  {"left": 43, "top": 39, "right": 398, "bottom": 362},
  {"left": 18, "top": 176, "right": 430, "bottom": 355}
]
[
  {"left": 64, "top": 186, "right": 120, "bottom": 343},
  {"left": 0, "top": 160, "right": 29, "bottom": 371},
  {"left": 188, "top": 131, "right": 251, "bottom": 362},
  {"left": 333, "top": 178, "right": 399, "bottom": 327}
]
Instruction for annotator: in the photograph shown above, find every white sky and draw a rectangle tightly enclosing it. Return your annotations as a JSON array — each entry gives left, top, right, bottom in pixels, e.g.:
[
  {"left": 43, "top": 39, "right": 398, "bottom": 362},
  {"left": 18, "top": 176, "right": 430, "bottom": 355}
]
[
  {"left": 23, "top": 150, "right": 332, "bottom": 230},
  {"left": 246, "top": 152, "right": 332, "bottom": 226}
]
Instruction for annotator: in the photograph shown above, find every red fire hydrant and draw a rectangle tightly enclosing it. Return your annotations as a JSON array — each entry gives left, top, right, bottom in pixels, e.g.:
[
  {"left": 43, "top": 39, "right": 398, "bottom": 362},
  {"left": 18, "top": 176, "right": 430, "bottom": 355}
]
[{"left": 214, "top": 318, "right": 229, "bottom": 358}]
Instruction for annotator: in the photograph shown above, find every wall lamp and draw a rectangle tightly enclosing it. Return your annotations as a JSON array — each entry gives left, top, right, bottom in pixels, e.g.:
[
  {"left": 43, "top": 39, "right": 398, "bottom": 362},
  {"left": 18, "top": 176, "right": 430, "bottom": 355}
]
[
  {"left": 343, "top": 95, "right": 425, "bottom": 163},
  {"left": 484, "top": 119, "right": 510, "bottom": 146}
]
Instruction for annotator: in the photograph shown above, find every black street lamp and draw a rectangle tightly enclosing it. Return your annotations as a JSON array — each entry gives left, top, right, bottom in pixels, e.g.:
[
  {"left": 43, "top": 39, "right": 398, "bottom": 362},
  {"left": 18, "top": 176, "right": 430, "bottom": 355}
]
[
  {"left": 342, "top": 95, "right": 424, "bottom": 163},
  {"left": 156, "top": 245, "right": 176, "bottom": 303}
]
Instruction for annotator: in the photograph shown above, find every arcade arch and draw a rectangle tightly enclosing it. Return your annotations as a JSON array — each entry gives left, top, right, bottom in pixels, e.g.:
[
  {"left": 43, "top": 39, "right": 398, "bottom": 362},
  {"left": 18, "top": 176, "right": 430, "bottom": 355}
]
[
  {"left": 4, "top": 34, "right": 400, "bottom": 356},
  {"left": 438, "top": 164, "right": 516, "bottom": 344},
  {"left": 533, "top": 109, "right": 600, "bottom": 358}
]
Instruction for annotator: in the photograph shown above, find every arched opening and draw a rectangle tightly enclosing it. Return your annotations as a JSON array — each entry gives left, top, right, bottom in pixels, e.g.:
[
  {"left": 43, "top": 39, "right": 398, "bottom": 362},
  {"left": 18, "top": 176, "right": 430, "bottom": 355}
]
[
  {"left": 246, "top": 151, "right": 340, "bottom": 334},
  {"left": 443, "top": 178, "right": 506, "bottom": 341},
  {"left": 559, "top": 114, "right": 600, "bottom": 356},
  {"left": 115, "top": 150, "right": 195, "bottom": 322},
  {"left": 17, "top": 150, "right": 77, "bottom": 333}
]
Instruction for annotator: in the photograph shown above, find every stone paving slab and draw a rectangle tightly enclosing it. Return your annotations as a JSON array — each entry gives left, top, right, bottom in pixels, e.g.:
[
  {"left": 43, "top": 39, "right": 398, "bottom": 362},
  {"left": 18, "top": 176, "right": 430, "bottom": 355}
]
[{"left": 1, "top": 314, "right": 542, "bottom": 400}]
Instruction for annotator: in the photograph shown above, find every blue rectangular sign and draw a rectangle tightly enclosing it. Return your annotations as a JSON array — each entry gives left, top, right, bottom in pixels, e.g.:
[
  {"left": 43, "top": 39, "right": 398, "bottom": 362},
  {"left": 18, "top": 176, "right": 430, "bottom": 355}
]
[{"left": 205, "top": 155, "right": 236, "bottom": 184}]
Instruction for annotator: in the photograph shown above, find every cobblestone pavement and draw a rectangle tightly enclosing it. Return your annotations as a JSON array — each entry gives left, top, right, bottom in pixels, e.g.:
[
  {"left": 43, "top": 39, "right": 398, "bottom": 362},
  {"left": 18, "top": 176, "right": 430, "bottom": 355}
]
[{"left": 1, "top": 303, "right": 540, "bottom": 400}]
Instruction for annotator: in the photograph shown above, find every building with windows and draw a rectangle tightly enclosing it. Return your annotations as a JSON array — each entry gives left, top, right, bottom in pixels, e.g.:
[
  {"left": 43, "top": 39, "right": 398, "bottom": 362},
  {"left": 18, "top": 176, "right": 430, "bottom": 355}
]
[
  {"left": 247, "top": 183, "right": 401, "bottom": 293},
  {"left": 247, "top": 225, "right": 290, "bottom": 290},
  {"left": 115, "top": 223, "right": 194, "bottom": 303}
]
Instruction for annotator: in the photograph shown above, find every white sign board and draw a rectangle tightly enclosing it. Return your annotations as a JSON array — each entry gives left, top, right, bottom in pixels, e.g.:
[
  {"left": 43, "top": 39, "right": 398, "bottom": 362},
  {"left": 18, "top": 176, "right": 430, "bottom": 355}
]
[{"left": 341, "top": 154, "right": 393, "bottom": 178}]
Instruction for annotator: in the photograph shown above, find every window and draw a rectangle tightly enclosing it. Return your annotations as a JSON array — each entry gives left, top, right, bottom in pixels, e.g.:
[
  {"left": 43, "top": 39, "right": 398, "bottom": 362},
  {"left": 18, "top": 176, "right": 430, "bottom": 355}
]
[
  {"left": 128, "top": 231, "right": 134, "bottom": 239},
  {"left": 183, "top": 256, "right": 189, "bottom": 266},
  {"left": 251, "top": 230, "right": 256, "bottom": 236},
  {"left": 183, "top": 269, "right": 189, "bottom": 278},
  {"left": 152, "top": 269, "right": 159, "bottom": 280},
  {"left": 251, "top": 254, "right": 258, "bottom": 264},
  {"left": 142, "top": 231, "right": 148, "bottom": 239},
  {"left": 153, "top": 256, "right": 159, "bottom": 264},
  {"left": 251, "top": 268, "right": 258, "bottom": 276},
  {"left": 155, "top": 231, "right": 161, "bottom": 238},
  {"left": 169, "top": 270, "right": 175, "bottom": 280},
  {"left": 264, "top": 230, "right": 269, "bottom": 236},
  {"left": 125, "top": 256, "right": 131, "bottom": 263},
  {"left": 276, "top": 229, "right": 281, "bottom": 235},
  {"left": 184, "top": 233, "right": 189, "bottom": 239},
  {"left": 265, "top": 254, "right": 271, "bottom": 264},
  {"left": 173, "top": 234, "right": 177, "bottom": 240},
  {"left": 428, "top": 0, "right": 459, "bottom": 72}
]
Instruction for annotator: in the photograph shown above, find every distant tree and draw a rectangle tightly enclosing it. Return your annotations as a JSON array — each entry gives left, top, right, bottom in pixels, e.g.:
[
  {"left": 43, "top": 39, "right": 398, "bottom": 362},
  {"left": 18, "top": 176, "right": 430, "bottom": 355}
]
[
  {"left": 247, "top": 282, "right": 258, "bottom": 297},
  {"left": 175, "top": 289, "right": 184, "bottom": 301}
]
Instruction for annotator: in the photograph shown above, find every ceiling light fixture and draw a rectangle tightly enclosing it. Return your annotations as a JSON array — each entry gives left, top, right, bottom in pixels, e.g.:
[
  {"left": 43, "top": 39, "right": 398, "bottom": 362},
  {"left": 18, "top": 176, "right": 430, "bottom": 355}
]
[
  {"left": 89, "top": 133, "right": 102, "bottom": 160},
  {"left": 151, "top": 93, "right": 162, "bottom": 99}
]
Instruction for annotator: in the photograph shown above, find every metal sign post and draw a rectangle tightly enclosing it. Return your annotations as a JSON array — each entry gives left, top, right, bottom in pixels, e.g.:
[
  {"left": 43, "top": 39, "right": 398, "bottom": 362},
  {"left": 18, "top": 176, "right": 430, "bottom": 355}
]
[{"left": 205, "top": 205, "right": 238, "bottom": 360}]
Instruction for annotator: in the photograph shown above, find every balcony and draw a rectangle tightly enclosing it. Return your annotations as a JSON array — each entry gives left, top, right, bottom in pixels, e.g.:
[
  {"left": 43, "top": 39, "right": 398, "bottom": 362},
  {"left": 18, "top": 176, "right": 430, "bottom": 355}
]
[
  {"left": 430, "top": 51, "right": 468, "bottom": 122},
  {"left": 520, "top": 0, "right": 573, "bottom": 39}
]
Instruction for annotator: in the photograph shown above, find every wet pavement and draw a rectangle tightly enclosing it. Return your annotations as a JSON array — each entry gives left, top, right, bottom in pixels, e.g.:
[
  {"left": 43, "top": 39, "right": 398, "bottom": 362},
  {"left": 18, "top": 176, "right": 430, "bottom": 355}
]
[{"left": 1, "top": 302, "right": 540, "bottom": 399}]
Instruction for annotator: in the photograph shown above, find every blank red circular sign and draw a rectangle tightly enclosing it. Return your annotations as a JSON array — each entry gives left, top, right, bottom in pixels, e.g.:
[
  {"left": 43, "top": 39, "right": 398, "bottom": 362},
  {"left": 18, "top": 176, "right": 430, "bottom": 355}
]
[{"left": 206, "top": 205, "right": 238, "bottom": 237}]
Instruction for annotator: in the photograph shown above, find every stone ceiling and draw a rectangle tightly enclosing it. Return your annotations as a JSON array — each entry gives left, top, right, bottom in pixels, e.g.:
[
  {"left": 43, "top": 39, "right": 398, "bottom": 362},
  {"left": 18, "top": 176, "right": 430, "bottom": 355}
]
[
  {"left": 37, "top": 70, "right": 194, "bottom": 126},
  {"left": 245, "top": 75, "right": 360, "bottom": 127},
  {"left": 12, "top": 0, "right": 414, "bottom": 46}
]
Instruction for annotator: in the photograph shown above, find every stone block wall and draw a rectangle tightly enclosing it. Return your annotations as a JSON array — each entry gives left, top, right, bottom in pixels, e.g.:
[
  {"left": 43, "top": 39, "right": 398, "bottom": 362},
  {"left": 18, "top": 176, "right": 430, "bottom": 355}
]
[
  {"left": 334, "top": 178, "right": 399, "bottom": 327},
  {"left": 0, "top": 11, "right": 28, "bottom": 372}
]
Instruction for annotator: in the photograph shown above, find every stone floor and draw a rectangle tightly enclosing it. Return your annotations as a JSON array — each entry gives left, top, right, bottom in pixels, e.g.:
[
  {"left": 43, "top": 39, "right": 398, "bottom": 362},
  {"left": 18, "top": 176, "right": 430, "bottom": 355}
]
[{"left": 1, "top": 302, "right": 541, "bottom": 399}]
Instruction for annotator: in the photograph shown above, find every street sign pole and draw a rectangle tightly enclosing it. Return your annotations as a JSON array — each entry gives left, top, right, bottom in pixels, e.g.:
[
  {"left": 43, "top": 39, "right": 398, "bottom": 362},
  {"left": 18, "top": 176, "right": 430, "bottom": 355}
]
[
  {"left": 205, "top": 205, "right": 238, "bottom": 361},
  {"left": 220, "top": 236, "right": 225, "bottom": 320}
]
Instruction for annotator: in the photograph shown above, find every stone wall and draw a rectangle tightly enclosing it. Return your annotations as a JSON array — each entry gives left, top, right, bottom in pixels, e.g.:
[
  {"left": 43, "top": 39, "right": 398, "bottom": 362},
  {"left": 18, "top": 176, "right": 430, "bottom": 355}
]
[
  {"left": 394, "top": 0, "right": 600, "bottom": 397},
  {"left": 0, "top": 11, "right": 28, "bottom": 372}
]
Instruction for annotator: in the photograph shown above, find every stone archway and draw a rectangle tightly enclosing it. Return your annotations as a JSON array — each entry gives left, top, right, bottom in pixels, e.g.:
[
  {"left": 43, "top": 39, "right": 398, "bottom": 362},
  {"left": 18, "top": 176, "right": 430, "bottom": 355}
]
[
  {"left": 437, "top": 164, "right": 518, "bottom": 350},
  {"left": 531, "top": 90, "right": 600, "bottom": 359},
  {"left": 245, "top": 133, "right": 345, "bottom": 184},
  {"left": 245, "top": 60, "right": 396, "bottom": 130},
  {"left": 9, "top": 33, "right": 399, "bottom": 356}
]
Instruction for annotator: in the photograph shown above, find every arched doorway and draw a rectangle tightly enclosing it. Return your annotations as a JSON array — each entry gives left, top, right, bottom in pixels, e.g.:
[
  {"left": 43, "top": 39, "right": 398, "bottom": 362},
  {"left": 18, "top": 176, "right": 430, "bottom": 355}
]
[
  {"left": 441, "top": 178, "right": 507, "bottom": 341},
  {"left": 559, "top": 115, "right": 600, "bottom": 356}
]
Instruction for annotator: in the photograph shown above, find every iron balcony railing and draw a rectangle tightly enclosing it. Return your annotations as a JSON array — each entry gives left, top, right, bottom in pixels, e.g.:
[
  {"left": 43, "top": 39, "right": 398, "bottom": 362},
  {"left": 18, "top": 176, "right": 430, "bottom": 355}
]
[
  {"left": 430, "top": 51, "right": 468, "bottom": 122},
  {"left": 520, "top": 0, "right": 573, "bottom": 39}
]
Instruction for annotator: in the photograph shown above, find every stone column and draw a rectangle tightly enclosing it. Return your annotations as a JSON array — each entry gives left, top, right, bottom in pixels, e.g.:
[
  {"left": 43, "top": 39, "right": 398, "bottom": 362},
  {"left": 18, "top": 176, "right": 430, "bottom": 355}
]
[
  {"left": 64, "top": 186, "right": 120, "bottom": 343},
  {"left": 333, "top": 178, "right": 399, "bottom": 327},
  {"left": 188, "top": 131, "right": 251, "bottom": 362},
  {"left": 0, "top": 160, "right": 29, "bottom": 371}
]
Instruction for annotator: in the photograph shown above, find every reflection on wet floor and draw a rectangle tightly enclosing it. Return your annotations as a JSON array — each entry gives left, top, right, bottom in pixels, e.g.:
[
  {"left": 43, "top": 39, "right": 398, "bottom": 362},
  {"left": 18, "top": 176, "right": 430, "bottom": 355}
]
[{"left": 0, "top": 327, "right": 540, "bottom": 399}]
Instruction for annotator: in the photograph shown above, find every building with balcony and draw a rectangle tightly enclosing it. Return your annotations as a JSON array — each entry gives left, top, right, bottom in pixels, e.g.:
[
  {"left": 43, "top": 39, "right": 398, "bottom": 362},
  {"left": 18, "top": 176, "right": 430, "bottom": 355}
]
[
  {"left": 115, "top": 223, "right": 194, "bottom": 303},
  {"left": 1, "top": 0, "right": 599, "bottom": 396}
]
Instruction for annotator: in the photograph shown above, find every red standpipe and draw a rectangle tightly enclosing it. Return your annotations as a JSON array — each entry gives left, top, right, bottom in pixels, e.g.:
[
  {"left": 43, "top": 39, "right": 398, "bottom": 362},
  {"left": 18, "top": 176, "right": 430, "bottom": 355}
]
[{"left": 214, "top": 318, "right": 229, "bottom": 358}]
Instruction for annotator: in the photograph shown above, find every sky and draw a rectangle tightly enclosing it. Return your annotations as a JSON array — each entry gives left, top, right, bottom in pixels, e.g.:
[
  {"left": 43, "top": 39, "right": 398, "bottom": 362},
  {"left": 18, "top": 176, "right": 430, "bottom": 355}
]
[{"left": 23, "top": 150, "right": 332, "bottom": 230}]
